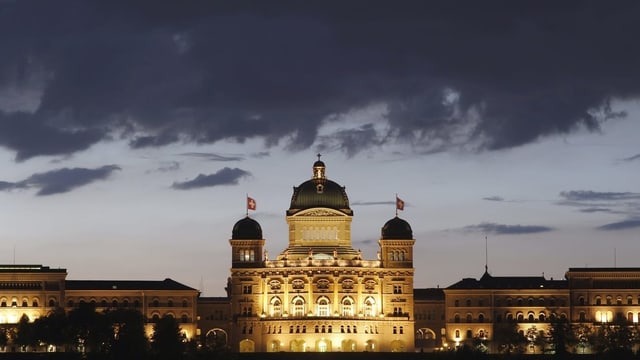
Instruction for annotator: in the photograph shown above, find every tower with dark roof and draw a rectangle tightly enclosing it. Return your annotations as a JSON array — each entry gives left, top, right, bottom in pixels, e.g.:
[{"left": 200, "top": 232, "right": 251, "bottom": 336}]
[{"left": 229, "top": 216, "right": 265, "bottom": 268}]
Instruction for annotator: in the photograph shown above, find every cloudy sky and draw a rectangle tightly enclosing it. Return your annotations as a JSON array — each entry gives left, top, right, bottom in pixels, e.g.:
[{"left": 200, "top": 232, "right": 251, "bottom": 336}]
[{"left": 1, "top": 1, "right": 639, "bottom": 295}]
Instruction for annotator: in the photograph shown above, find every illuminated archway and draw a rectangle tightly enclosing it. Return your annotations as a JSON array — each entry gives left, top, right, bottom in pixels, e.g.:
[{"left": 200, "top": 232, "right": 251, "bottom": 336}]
[
  {"left": 316, "top": 339, "right": 332, "bottom": 352},
  {"left": 341, "top": 339, "right": 356, "bottom": 352},
  {"left": 290, "top": 339, "right": 306, "bottom": 352},
  {"left": 365, "top": 340, "right": 377, "bottom": 352},
  {"left": 390, "top": 339, "right": 405, "bottom": 352},
  {"left": 415, "top": 328, "right": 437, "bottom": 350},
  {"left": 269, "top": 340, "right": 281, "bottom": 352},
  {"left": 205, "top": 328, "right": 227, "bottom": 351},
  {"left": 239, "top": 339, "right": 255, "bottom": 352}
]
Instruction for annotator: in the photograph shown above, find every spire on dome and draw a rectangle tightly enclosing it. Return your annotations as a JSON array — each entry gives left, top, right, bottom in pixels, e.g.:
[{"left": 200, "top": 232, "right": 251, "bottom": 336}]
[{"left": 313, "top": 153, "right": 326, "bottom": 180}]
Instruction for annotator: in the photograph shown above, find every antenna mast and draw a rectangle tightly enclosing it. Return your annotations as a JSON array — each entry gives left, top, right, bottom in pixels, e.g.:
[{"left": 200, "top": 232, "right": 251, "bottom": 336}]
[{"left": 484, "top": 236, "right": 488, "bottom": 274}]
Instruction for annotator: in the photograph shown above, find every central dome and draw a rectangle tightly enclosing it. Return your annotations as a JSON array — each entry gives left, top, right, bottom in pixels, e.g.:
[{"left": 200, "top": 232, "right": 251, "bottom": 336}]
[{"left": 287, "top": 158, "right": 352, "bottom": 215}]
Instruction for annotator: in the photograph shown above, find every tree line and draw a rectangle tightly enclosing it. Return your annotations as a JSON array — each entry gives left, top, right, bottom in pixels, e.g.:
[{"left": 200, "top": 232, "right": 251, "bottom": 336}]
[
  {"left": 469, "top": 317, "right": 640, "bottom": 356},
  {"left": 0, "top": 303, "right": 208, "bottom": 359}
]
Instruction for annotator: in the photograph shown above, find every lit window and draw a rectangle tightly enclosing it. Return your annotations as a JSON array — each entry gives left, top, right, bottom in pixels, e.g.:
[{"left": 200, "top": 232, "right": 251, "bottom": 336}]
[
  {"left": 293, "top": 298, "right": 305, "bottom": 317},
  {"left": 317, "top": 298, "right": 330, "bottom": 317},
  {"left": 342, "top": 297, "right": 354, "bottom": 316}
]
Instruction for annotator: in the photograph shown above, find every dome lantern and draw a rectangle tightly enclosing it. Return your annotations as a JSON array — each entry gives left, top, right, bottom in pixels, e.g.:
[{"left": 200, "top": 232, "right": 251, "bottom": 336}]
[{"left": 313, "top": 153, "right": 326, "bottom": 180}]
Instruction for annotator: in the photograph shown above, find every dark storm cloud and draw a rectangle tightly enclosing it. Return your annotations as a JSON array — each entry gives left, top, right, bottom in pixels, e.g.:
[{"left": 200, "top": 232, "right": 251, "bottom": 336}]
[
  {"left": 622, "top": 154, "right": 640, "bottom": 162},
  {"left": 146, "top": 161, "right": 180, "bottom": 174},
  {"left": 171, "top": 167, "right": 250, "bottom": 190},
  {"left": 464, "top": 222, "right": 553, "bottom": 235},
  {"left": 597, "top": 219, "right": 640, "bottom": 231},
  {"left": 559, "top": 190, "right": 640, "bottom": 202},
  {"left": 557, "top": 190, "right": 640, "bottom": 230},
  {"left": 178, "top": 153, "right": 244, "bottom": 162},
  {"left": 351, "top": 201, "right": 396, "bottom": 206},
  {"left": 483, "top": 196, "right": 504, "bottom": 202},
  {"left": 579, "top": 207, "right": 613, "bottom": 214},
  {"left": 0, "top": 165, "right": 120, "bottom": 195},
  {"left": 1, "top": 1, "right": 640, "bottom": 160}
]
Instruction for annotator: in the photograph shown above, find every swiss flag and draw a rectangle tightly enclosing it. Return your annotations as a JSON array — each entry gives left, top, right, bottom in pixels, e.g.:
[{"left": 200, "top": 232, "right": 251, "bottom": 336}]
[
  {"left": 396, "top": 196, "right": 405, "bottom": 211},
  {"left": 247, "top": 196, "right": 257, "bottom": 211}
]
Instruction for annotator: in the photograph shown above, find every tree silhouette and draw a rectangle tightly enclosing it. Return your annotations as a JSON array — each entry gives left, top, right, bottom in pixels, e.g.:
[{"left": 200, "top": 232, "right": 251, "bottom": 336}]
[
  {"left": 107, "top": 308, "right": 148, "bottom": 358},
  {"left": 34, "top": 307, "right": 70, "bottom": 350},
  {"left": 68, "top": 302, "right": 111, "bottom": 353},
  {"left": 151, "top": 315, "right": 185, "bottom": 360},
  {"left": 14, "top": 314, "right": 36, "bottom": 351}
]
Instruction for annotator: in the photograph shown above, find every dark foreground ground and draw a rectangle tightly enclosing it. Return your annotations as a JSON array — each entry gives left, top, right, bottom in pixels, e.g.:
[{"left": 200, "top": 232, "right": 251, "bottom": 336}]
[{"left": 0, "top": 353, "right": 638, "bottom": 360}]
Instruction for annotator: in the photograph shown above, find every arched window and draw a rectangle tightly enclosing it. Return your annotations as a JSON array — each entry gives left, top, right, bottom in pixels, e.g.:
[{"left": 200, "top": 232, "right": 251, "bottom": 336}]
[
  {"left": 152, "top": 299, "right": 160, "bottom": 307},
  {"left": 539, "top": 313, "right": 546, "bottom": 322},
  {"left": 466, "top": 299, "right": 471, "bottom": 307},
  {"left": 455, "top": 330, "right": 460, "bottom": 339},
  {"left": 317, "top": 297, "right": 330, "bottom": 317},
  {"left": 48, "top": 299, "right": 55, "bottom": 307},
  {"left": 579, "top": 312, "right": 586, "bottom": 322},
  {"left": 364, "top": 297, "right": 375, "bottom": 317},
  {"left": 528, "top": 313, "right": 535, "bottom": 322},
  {"left": 454, "top": 314, "right": 460, "bottom": 323},
  {"left": 271, "top": 297, "right": 282, "bottom": 317},
  {"left": 579, "top": 297, "right": 585, "bottom": 306},
  {"left": 478, "top": 313, "right": 485, "bottom": 323},
  {"left": 517, "top": 313, "right": 524, "bottom": 322},
  {"left": 32, "top": 299, "right": 39, "bottom": 307},
  {"left": 341, "top": 297, "right": 354, "bottom": 316},
  {"left": 181, "top": 314, "right": 188, "bottom": 323},
  {"left": 466, "top": 313, "right": 472, "bottom": 322},
  {"left": 182, "top": 299, "right": 188, "bottom": 307},
  {"left": 595, "top": 297, "right": 601, "bottom": 305},
  {"left": 292, "top": 297, "right": 305, "bottom": 317}
]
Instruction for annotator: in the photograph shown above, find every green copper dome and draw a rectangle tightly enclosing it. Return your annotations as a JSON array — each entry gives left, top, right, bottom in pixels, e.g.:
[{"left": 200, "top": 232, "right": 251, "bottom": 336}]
[
  {"left": 232, "top": 216, "right": 263, "bottom": 239},
  {"left": 381, "top": 216, "right": 413, "bottom": 239},
  {"left": 287, "top": 157, "right": 352, "bottom": 216}
]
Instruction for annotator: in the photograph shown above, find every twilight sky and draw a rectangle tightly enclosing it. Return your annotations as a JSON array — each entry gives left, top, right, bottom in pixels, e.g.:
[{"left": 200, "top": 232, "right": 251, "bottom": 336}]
[{"left": 0, "top": 1, "right": 639, "bottom": 296}]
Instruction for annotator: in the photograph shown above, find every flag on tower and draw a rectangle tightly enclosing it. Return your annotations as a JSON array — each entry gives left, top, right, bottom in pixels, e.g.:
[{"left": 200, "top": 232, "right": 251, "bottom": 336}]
[
  {"left": 396, "top": 196, "right": 405, "bottom": 211},
  {"left": 247, "top": 196, "right": 257, "bottom": 211}
]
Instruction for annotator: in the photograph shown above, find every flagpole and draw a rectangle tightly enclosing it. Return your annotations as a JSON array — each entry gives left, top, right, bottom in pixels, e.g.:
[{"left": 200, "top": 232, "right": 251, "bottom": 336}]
[
  {"left": 395, "top": 193, "right": 398, "bottom": 217},
  {"left": 246, "top": 193, "right": 248, "bottom": 217}
]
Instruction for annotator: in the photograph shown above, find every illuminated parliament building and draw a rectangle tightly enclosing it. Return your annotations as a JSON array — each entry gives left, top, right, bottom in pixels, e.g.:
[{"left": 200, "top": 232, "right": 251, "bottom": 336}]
[{"left": 2, "top": 158, "right": 640, "bottom": 354}]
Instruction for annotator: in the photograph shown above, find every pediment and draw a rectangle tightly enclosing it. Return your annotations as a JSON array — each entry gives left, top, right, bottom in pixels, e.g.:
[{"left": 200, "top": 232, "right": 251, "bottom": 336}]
[{"left": 294, "top": 208, "right": 347, "bottom": 217}]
